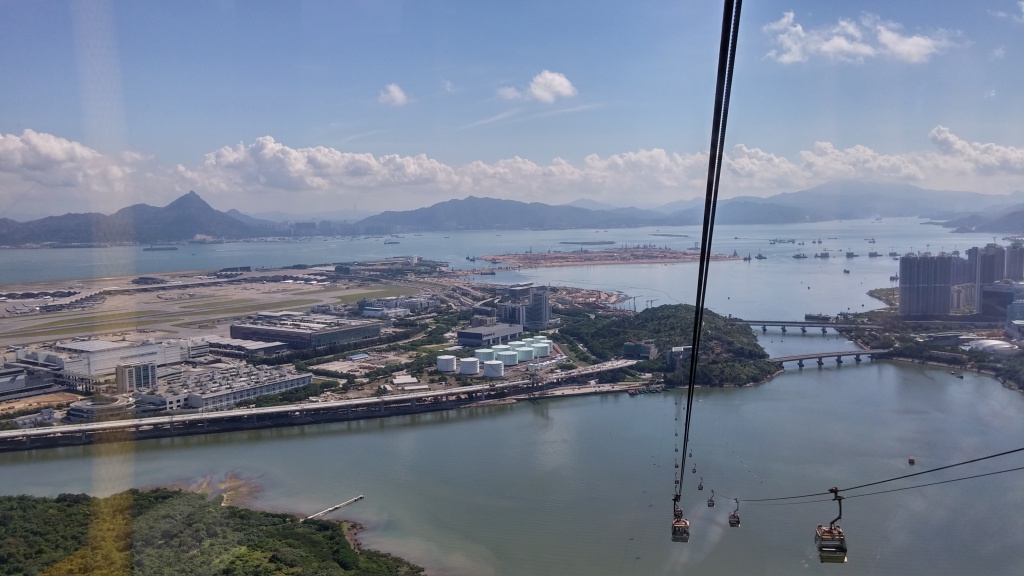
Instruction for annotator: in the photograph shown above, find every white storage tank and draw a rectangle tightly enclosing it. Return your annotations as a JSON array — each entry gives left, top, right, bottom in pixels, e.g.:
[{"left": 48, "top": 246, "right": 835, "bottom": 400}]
[
  {"left": 474, "top": 348, "right": 495, "bottom": 361},
  {"left": 460, "top": 357, "right": 480, "bottom": 375},
  {"left": 483, "top": 360, "right": 505, "bottom": 378},
  {"left": 522, "top": 337, "right": 536, "bottom": 346},
  {"left": 515, "top": 347, "right": 535, "bottom": 362},
  {"left": 507, "top": 341, "right": 525, "bottom": 350},
  {"left": 437, "top": 355, "right": 458, "bottom": 372},
  {"left": 532, "top": 343, "right": 550, "bottom": 357},
  {"left": 492, "top": 344, "right": 512, "bottom": 353},
  {"left": 497, "top": 351, "right": 520, "bottom": 366}
]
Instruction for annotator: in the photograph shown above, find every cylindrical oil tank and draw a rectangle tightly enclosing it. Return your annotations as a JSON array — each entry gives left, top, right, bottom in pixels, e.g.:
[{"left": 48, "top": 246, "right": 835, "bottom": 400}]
[
  {"left": 522, "top": 337, "right": 536, "bottom": 346},
  {"left": 532, "top": 343, "right": 550, "bottom": 357},
  {"left": 483, "top": 360, "right": 505, "bottom": 378},
  {"left": 460, "top": 357, "right": 480, "bottom": 375},
  {"left": 515, "top": 347, "right": 535, "bottom": 362},
  {"left": 508, "top": 341, "right": 525, "bottom": 349},
  {"left": 492, "top": 344, "right": 512, "bottom": 353},
  {"left": 474, "top": 348, "right": 495, "bottom": 361},
  {"left": 497, "top": 351, "right": 520, "bottom": 366},
  {"left": 436, "top": 355, "right": 457, "bottom": 372}
]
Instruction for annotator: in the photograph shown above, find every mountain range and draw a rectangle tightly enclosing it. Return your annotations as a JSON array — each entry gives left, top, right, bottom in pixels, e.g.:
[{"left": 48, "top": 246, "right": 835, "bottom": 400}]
[{"left": 3, "top": 181, "right": 1024, "bottom": 246}]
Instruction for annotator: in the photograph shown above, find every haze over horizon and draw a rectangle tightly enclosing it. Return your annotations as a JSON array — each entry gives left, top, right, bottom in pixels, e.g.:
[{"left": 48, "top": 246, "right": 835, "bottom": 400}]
[{"left": 2, "top": 1, "right": 1023, "bottom": 220}]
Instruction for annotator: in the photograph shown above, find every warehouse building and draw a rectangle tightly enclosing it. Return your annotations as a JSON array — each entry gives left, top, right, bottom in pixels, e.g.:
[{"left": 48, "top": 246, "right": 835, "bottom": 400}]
[{"left": 230, "top": 312, "right": 382, "bottom": 350}]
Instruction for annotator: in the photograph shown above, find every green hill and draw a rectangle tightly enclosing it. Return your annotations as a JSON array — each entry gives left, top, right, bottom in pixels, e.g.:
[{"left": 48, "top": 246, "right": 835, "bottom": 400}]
[
  {"left": 0, "top": 488, "right": 422, "bottom": 576},
  {"left": 559, "top": 304, "right": 776, "bottom": 386}
]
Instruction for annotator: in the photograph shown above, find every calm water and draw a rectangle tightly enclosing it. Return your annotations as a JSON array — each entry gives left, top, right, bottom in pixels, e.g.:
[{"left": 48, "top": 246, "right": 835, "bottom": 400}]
[
  {"left": 2, "top": 219, "right": 1022, "bottom": 574},
  {"left": 1, "top": 360, "right": 1022, "bottom": 575}
]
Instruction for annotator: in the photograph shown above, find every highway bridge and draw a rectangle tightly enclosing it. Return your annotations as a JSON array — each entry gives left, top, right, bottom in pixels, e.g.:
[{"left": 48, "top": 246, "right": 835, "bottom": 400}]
[
  {"left": 769, "top": 349, "right": 889, "bottom": 367},
  {"left": 730, "top": 319, "right": 882, "bottom": 333},
  {"left": 0, "top": 360, "right": 635, "bottom": 453}
]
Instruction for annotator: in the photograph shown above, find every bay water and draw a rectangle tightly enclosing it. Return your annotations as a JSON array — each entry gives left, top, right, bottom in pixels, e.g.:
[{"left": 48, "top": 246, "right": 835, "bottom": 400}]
[{"left": 1, "top": 219, "right": 1022, "bottom": 574}]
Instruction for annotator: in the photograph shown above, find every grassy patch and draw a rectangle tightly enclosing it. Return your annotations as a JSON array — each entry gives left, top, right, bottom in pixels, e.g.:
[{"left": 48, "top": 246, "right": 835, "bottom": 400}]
[
  {"left": 20, "top": 310, "right": 164, "bottom": 330},
  {"left": 177, "top": 298, "right": 255, "bottom": 310},
  {"left": 14, "top": 319, "right": 169, "bottom": 339},
  {"left": 334, "top": 286, "right": 417, "bottom": 303}
]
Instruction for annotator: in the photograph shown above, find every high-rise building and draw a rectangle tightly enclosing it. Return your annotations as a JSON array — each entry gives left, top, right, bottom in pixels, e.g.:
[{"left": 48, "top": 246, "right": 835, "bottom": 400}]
[
  {"left": 967, "top": 244, "right": 1006, "bottom": 286},
  {"left": 524, "top": 288, "right": 551, "bottom": 329},
  {"left": 1005, "top": 243, "right": 1024, "bottom": 281},
  {"left": 899, "top": 254, "right": 955, "bottom": 316}
]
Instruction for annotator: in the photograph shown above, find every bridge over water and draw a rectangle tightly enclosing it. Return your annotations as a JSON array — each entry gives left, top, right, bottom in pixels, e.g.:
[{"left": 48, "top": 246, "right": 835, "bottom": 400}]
[
  {"left": 769, "top": 348, "right": 889, "bottom": 367},
  {"left": 730, "top": 319, "right": 882, "bottom": 333}
]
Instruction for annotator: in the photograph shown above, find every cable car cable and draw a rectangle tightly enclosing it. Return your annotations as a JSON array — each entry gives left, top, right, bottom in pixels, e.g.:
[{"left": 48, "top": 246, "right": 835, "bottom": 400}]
[
  {"left": 676, "top": 0, "right": 743, "bottom": 499},
  {"left": 740, "top": 445, "right": 1024, "bottom": 503}
]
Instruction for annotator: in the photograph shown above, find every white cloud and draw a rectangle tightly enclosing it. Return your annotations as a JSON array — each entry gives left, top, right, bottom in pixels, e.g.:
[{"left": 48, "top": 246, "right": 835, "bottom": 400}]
[
  {"left": 4, "top": 128, "right": 1024, "bottom": 216},
  {"left": 984, "top": 89, "right": 997, "bottom": 98},
  {"left": 991, "top": 46, "right": 1006, "bottom": 59},
  {"left": 528, "top": 70, "right": 577, "bottom": 103},
  {"left": 765, "top": 12, "right": 958, "bottom": 64},
  {"left": 928, "top": 125, "right": 1024, "bottom": 175},
  {"left": 497, "top": 71, "right": 577, "bottom": 103},
  {"left": 442, "top": 79, "right": 455, "bottom": 93},
  {"left": 1018, "top": 0, "right": 1024, "bottom": 23},
  {"left": 497, "top": 86, "right": 522, "bottom": 100},
  {"left": 0, "top": 129, "right": 145, "bottom": 217},
  {"left": 377, "top": 83, "right": 409, "bottom": 106}
]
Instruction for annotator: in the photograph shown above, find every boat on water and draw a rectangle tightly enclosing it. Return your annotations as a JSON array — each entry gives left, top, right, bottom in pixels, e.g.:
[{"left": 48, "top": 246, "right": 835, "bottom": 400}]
[
  {"left": 755, "top": 252, "right": 767, "bottom": 260},
  {"left": 793, "top": 252, "right": 808, "bottom": 259},
  {"left": 843, "top": 269, "right": 850, "bottom": 274},
  {"left": 384, "top": 240, "right": 400, "bottom": 244},
  {"left": 143, "top": 245, "right": 178, "bottom": 251},
  {"left": 742, "top": 254, "right": 752, "bottom": 261}
]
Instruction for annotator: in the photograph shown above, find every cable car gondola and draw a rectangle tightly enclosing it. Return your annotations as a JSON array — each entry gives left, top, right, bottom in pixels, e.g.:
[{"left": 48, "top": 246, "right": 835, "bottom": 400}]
[
  {"left": 815, "top": 488, "right": 848, "bottom": 563},
  {"left": 671, "top": 497, "right": 690, "bottom": 543},
  {"left": 728, "top": 499, "right": 741, "bottom": 527},
  {"left": 698, "top": 477, "right": 704, "bottom": 491},
  {"left": 707, "top": 490, "right": 715, "bottom": 507}
]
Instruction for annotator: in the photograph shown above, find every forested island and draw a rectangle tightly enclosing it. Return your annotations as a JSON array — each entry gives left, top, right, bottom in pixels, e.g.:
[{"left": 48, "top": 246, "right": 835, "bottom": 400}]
[
  {"left": 559, "top": 304, "right": 778, "bottom": 387},
  {"left": 0, "top": 488, "right": 422, "bottom": 576}
]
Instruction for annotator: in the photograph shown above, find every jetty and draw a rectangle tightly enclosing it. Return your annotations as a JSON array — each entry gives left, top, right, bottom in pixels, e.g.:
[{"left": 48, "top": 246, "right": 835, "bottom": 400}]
[{"left": 305, "top": 495, "right": 364, "bottom": 521}]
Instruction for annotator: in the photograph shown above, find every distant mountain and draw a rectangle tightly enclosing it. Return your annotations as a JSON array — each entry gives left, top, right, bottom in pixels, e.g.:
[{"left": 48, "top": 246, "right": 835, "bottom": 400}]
[
  {"left": 354, "top": 196, "right": 664, "bottom": 232},
  {"left": 563, "top": 198, "right": 621, "bottom": 211},
  {"left": 0, "top": 191, "right": 271, "bottom": 245},
  {"left": 248, "top": 208, "right": 379, "bottom": 223},
  {"left": 225, "top": 209, "right": 285, "bottom": 230},
  {"left": 751, "top": 180, "right": 1024, "bottom": 221},
  {"left": 656, "top": 197, "right": 706, "bottom": 214}
]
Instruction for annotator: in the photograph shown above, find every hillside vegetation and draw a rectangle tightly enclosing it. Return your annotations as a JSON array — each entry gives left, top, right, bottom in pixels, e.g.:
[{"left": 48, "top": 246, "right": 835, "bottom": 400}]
[
  {"left": 0, "top": 488, "right": 422, "bottom": 576},
  {"left": 559, "top": 304, "right": 777, "bottom": 386}
]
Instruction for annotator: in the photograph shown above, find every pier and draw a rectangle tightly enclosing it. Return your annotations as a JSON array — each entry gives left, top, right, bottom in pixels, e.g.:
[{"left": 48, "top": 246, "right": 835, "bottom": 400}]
[
  {"left": 305, "top": 495, "right": 364, "bottom": 521},
  {"left": 769, "top": 349, "right": 889, "bottom": 367}
]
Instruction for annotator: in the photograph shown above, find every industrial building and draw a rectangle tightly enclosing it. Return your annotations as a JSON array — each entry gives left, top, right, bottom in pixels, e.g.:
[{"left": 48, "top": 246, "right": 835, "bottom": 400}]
[
  {"left": 201, "top": 335, "right": 289, "bottom": 358},
  {"left": 134, "top": 363, "right": 312, "bottom": 412},
  {"left": 456, "top": 323, "right": 524, "bottom": 347},
  {"left": 495, "top": 285, "right": 556, "bottom": 330},
  {"left": 0, "top": 366, "right": 57, "bottom": 400},
  {"left": 12, "top": 339, "right": 196, "bottom": 380},
  {"left": 230, "top": 312, "right": 382, "bottom": 350}
]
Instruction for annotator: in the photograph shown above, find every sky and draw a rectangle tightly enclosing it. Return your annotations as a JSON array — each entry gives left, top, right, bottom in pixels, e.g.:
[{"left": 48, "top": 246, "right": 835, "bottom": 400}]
[{"left": 1, "top": 0, "right": 1023, "bottom": 219}]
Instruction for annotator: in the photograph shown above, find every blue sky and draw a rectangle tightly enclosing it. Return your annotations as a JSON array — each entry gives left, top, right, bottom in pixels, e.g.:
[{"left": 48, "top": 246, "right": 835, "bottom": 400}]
[{"left": 1, "top": 0, "right": 1023, "bottom": 219}]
